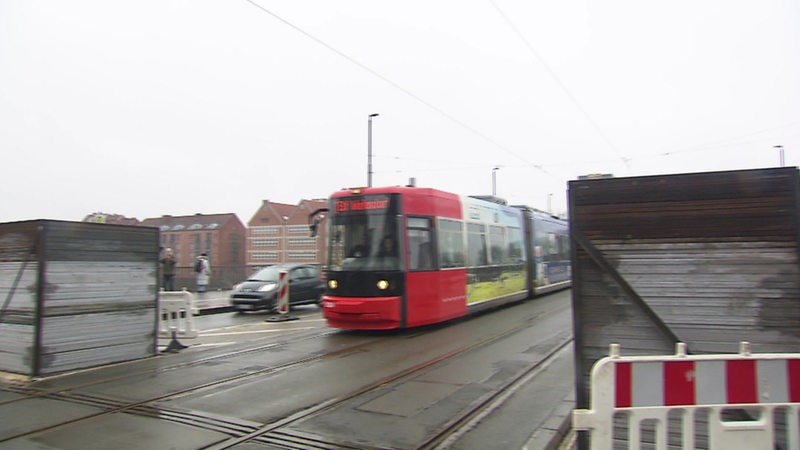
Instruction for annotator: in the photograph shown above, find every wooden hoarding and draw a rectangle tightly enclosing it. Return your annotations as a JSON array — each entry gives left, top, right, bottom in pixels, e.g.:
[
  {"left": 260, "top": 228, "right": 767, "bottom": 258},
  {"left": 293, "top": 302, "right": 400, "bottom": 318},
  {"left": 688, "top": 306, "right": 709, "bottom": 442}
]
[
  {"left": 0, "top": 220, "right": 158, "bottom": 376},
  {"left": 569, "top": 167, "right": 800, "bottom": 411}
]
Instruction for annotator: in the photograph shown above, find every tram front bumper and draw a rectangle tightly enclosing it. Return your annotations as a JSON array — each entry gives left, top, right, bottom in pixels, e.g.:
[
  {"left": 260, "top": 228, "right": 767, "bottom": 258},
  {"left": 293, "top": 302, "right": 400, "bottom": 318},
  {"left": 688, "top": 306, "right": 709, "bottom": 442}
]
[{"left": 322, "top": 295, "right": 402, "bottom": 329}]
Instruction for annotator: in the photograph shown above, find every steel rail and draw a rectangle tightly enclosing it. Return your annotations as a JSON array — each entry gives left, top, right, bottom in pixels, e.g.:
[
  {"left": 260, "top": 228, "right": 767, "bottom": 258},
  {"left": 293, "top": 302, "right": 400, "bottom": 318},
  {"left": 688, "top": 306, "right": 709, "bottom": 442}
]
[
  {"left": 0, "top": 296, "right": 570, "bottom": 448},
  {"left": 206, "top": 306, "right": 570, "bottom": 449}
]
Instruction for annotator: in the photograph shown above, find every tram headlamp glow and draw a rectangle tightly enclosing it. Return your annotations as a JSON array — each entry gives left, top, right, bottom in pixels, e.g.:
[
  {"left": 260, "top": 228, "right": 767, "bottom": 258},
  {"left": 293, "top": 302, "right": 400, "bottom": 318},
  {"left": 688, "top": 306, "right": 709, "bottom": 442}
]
[
  {"left": 376, "top": 279, "right": 389, "bottom": 290},
  {"left": 328, "top": 280, "right": 338, "bottom": 289}
]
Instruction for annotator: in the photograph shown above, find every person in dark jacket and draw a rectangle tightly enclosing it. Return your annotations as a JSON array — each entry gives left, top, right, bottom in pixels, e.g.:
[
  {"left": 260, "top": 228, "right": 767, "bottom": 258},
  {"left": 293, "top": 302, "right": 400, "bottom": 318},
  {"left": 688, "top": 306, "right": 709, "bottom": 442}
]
[{"left": 159, "top": 248, "right": 177, "bottom": 291}]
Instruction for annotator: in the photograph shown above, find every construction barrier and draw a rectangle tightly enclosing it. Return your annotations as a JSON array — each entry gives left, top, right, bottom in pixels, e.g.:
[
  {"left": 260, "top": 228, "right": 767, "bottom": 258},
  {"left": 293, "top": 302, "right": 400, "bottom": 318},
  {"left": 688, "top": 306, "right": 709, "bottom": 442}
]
[
  {"left": 277, "top": 270, "right": 289, "bottom": 315},
  {"left": 572, "top": 342, "right": 800, "bottom": 449},
  {"left": 157, "top": 288, "right": 198, "bottom": 340}
]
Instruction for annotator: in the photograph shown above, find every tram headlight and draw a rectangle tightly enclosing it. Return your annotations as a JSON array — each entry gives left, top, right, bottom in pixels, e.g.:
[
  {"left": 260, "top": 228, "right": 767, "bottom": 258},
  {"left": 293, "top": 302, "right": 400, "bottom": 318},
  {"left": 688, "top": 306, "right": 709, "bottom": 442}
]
[
  {"left": 376, "top": 279, "right": 389, "bottom": 290},
  {"left": 328, "top": 279, "right": 338, "bottom": 289}
]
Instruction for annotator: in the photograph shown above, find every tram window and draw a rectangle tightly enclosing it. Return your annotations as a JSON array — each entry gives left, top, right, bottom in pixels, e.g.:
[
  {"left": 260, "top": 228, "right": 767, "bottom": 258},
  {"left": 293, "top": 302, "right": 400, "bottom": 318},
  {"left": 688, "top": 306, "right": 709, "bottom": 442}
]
[
  {"left": 508, "top": 226, "right": 523, "bottom": 262},
  {"left": 438, "top": 219, "right": 465, "bottom": 268},
  {"left": 467, "top": 223, "right": 487, "bottom": 267},
  {"left": 547, "top": 232, "right": 558, "bottom": 254},
  {"left": 559, "top": 234, "right": 570, "bottom": 257},
  {"left": 535, "top": 229, "right": 551, "bottom": 256},
  {"left": 407, "top": 217, "right": 435, "bottom": 271},
  {"left": 489, "top": 225, "right": 507, "bottom": 264}
]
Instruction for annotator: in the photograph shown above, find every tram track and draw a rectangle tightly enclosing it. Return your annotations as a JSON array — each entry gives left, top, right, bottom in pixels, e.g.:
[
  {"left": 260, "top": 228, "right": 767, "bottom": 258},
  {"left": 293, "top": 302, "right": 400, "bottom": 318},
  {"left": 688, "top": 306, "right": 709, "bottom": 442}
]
[
  {"left": 230, "top": 338, "right": 572, "bottom": 450},
  {"left": 0, "top": 327, "right": 365, "bottom": 443},
  {"left": 203, "top": 306, "right": 572, "bottom": 449},
  {"left": 1, "top": 327, "right": 338, "bottom": 404},
  {"left": 419, "top": 339, "right": 572, "bottom": 450},
  {"left": 0, "top": 293, "right": 573, "bottom": 448}
]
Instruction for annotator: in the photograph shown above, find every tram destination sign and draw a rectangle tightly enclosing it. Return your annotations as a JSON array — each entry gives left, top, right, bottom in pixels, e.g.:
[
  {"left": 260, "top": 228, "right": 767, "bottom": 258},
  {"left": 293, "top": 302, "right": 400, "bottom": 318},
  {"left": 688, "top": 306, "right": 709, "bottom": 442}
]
[{"left": 334, "top": 195, "right": 391, "bottom": 214}]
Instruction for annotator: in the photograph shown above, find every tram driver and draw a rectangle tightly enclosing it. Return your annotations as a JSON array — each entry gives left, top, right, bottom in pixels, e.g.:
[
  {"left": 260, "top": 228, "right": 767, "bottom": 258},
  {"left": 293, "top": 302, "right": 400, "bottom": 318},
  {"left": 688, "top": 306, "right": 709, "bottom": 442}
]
[{"left": 348, "top": 234, "right": 370, "bottom": 258}]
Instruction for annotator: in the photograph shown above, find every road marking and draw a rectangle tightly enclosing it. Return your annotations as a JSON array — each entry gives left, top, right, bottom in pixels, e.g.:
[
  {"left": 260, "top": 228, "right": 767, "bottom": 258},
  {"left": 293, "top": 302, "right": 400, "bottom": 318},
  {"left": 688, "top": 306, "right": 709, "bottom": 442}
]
[
  {"left": 203, "top": 317, "right": 326, "bottom": 333},
  {"left": 202, "top": 327, "right": 315, "bottom": 337}
]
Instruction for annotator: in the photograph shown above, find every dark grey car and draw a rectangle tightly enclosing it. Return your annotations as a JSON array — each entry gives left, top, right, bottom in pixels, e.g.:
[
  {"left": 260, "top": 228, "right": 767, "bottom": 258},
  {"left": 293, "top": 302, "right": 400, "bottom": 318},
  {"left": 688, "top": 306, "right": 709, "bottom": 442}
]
[{"left": 230, "top": 263, "right": 324, "bottom": 313}]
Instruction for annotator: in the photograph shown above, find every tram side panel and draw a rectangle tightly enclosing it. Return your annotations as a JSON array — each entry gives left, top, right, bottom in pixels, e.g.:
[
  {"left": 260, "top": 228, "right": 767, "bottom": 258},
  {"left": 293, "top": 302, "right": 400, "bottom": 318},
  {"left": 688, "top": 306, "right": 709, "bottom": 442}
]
[
  {"left": 530, "top": 211, "right": 571, "bottom": 295},
  {"left": 404, "top": 190, "right": 468, "bottom": 327},
  {"left": 461, "top": 196, "right": 529, "bottom": 314},
  {"left": 405, "top": 269, "right": 467, "bottom": 327},
  {"left": 519, "top": 207, "right": 571, "bottom": 297},
  {"left": 321, "top": 186, "right": 569, "bottom": 330}
]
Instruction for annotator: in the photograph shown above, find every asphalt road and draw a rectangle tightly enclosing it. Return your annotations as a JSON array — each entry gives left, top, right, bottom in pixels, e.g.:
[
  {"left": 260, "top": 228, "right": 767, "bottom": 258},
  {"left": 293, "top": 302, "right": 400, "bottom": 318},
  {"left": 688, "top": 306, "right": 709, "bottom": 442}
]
[{"left": 3, "top": 291, "right": 576, "bottom": 449}]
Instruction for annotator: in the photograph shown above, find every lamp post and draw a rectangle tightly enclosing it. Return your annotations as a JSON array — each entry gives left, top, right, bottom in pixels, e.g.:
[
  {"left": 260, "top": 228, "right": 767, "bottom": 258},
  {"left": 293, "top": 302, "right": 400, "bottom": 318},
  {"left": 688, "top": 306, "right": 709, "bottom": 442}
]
[
  {"left": 775, "top": 145, "right": 785, "bottom": 167},
  {"left": 492, "top": 167, "right": 500, "bottom": 196},
  {"left": 368, "top": 113, "right": 380, "bottom": 187}
]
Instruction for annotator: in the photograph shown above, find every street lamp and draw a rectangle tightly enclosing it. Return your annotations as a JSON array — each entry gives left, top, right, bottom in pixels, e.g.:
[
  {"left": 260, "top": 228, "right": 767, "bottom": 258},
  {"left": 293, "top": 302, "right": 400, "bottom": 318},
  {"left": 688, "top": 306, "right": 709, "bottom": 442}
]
[
  {"left": 492, "top": 167, "right": 500, "bottom": 196},
  {"left": 368, "top": 113, "right": 380, "bottom": 187},
  {"left": 775, "top": 145, "right": 785, "bottom": 167}
]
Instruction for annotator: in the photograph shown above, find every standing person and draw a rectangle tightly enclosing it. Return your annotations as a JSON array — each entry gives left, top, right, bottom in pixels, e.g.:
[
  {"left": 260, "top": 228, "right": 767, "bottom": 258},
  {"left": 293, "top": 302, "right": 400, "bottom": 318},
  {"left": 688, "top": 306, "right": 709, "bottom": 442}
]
[
  {"left": 159, "top": 248, "right": 177, "bottom": 291},
  {"left": 195, "top": 253, "right": 211, "bottom": 294}
]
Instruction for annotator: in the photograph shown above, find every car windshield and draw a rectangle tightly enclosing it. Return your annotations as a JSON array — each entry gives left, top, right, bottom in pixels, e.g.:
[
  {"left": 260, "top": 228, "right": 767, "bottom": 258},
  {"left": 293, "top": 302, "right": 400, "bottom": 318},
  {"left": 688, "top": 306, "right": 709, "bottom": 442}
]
[{"left": 247, "top": 266, "right": 290, "bottom": 282}]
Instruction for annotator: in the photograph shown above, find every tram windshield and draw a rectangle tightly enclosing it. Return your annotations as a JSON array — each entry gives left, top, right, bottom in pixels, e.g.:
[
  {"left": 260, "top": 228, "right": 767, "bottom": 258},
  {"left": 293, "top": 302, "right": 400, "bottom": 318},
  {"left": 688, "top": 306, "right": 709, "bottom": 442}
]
[{"left": 327, "top": 194, "right": 401, "bottom": 272}]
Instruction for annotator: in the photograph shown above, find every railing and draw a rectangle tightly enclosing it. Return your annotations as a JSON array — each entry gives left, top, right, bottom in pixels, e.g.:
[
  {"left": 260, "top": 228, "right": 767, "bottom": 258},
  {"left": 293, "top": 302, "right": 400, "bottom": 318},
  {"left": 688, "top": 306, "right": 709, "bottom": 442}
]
[{"left": 162, "top": 265, "right": 251, "bottom": 292}]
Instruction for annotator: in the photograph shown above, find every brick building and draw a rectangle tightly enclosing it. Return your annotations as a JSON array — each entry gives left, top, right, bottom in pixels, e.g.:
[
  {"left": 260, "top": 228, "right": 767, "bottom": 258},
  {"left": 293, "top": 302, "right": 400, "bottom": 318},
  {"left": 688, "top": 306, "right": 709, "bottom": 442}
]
[
  {"left": 141, "top": 213, "right": 246, "bottom": 266},
  {"left": 247, "top": 199, "right": 328, "bottom": 269},
  {"left": 141, "top": 213, "right": 247, "bottom": 289}
]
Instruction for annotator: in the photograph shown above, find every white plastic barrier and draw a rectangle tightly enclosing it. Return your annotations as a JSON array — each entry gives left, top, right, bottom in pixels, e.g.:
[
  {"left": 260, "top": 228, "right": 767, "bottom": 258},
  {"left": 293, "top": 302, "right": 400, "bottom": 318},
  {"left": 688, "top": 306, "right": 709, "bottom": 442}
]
[
  {"left": 573, "top": 342, "right": 800, "bottom": 450},
  {"left": 157, "top": 289, "right": 198, "bottom": 339}
]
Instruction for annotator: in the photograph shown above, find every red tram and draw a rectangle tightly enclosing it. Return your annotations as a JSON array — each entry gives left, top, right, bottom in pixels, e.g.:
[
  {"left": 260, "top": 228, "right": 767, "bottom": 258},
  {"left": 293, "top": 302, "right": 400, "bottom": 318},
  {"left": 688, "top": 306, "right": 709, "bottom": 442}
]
[{"left": 315, "top": 185, "right": 570, "bottom": 330}]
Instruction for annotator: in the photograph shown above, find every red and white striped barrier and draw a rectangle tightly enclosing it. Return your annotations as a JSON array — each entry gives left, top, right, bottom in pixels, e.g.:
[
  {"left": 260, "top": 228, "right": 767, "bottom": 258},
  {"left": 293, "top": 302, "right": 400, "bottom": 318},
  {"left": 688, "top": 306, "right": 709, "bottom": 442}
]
[
  {"left": 277, "top": 270, "right": 289, "bottom": 315},
  {"left": 573, "top": 342, "right": 800, "bottom": 449}
]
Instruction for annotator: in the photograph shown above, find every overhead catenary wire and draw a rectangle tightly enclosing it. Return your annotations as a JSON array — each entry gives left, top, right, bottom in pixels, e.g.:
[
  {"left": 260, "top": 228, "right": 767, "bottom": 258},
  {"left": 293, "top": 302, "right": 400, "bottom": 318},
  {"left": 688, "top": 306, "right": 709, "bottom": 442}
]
[
  {"left": 376, "top": 120, "right": 800, "bottom": 176},
  {"left": 243, "top": 0, "right": 546, "bottom": 172},
  {"left": 243, "top": 1, "right": 794, "bottom": 184},
  {"left": 488, "top": 0, "right": 630, "bottom": 169}
]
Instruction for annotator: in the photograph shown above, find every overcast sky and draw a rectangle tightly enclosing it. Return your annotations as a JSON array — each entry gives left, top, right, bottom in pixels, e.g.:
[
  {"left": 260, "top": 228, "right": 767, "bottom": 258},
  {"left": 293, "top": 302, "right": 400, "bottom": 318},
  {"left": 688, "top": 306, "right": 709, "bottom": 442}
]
[{"left": 2, "top": 0, "right": 798, "bottom": 224}]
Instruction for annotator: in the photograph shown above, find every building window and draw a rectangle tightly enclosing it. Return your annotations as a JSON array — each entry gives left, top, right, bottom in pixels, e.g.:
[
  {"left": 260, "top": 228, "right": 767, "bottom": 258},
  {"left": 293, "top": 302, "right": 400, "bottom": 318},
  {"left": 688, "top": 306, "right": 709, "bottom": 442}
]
[
  {"left": 250, "top": 250, "right": 279, "bottom": 263},
  {"left": 251, "top": 226, "right": 278, "bottom": 235},
  {"left": 289, "top": 237, "right": 317, "bottom": 247},
  {"left": 289, "top": 225, "right": 310, "bottom": 234},
  {"left": 288, "top": 250, "right": 317, "bottom": 261},
  {"left": 252, "top": 238, "right": 278, "bottom": 248}
]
